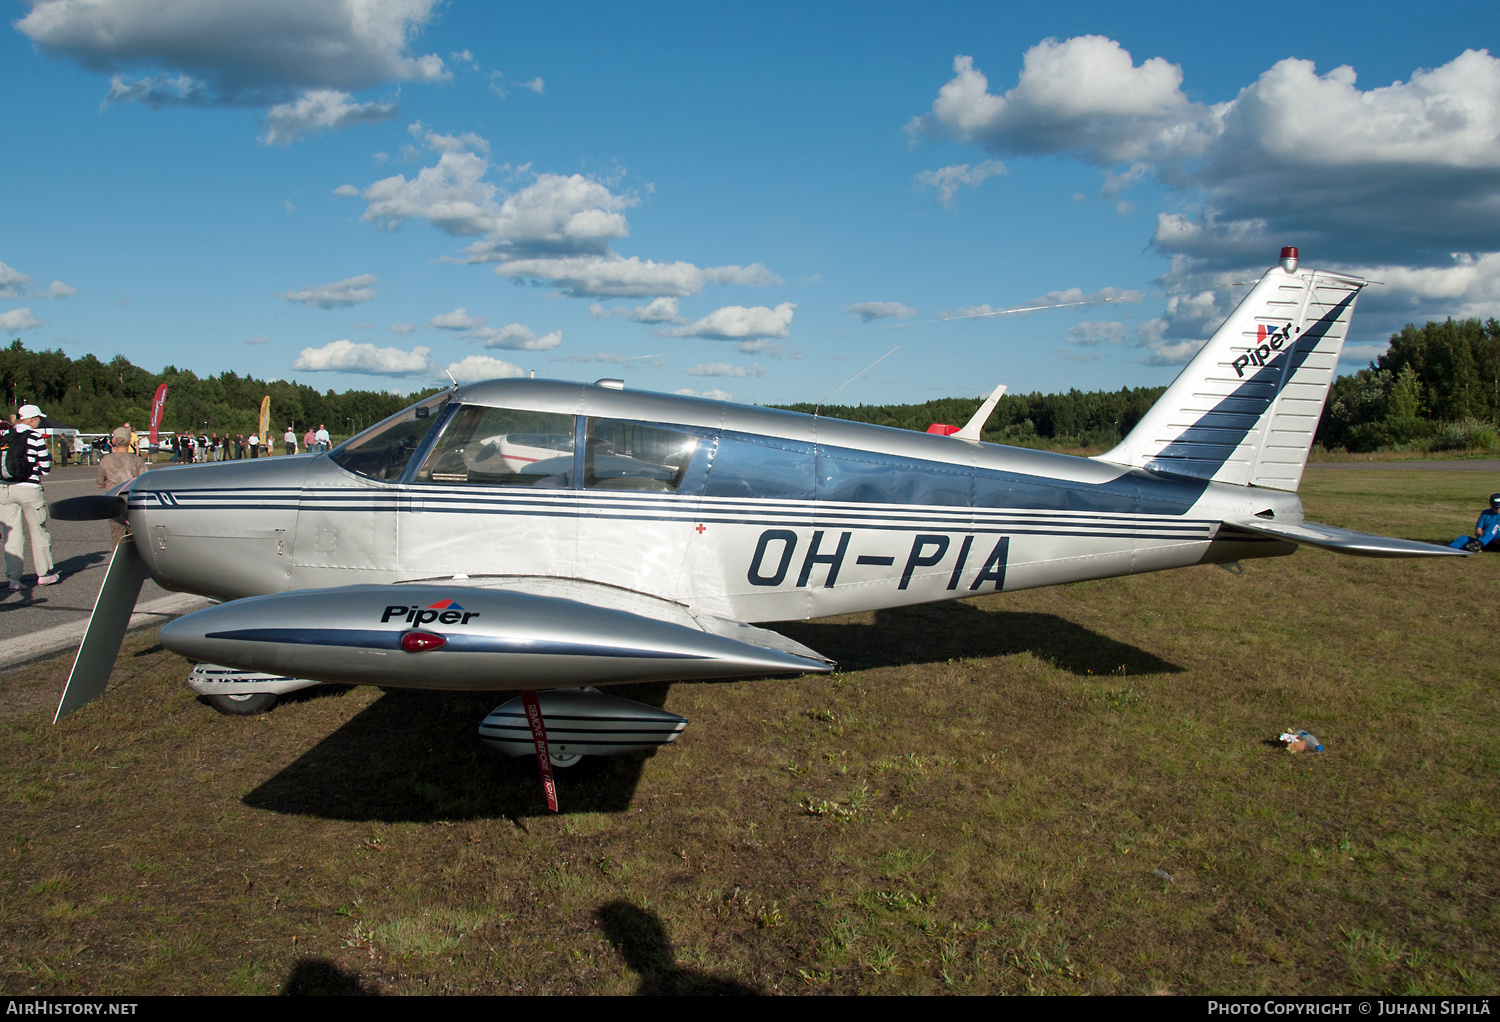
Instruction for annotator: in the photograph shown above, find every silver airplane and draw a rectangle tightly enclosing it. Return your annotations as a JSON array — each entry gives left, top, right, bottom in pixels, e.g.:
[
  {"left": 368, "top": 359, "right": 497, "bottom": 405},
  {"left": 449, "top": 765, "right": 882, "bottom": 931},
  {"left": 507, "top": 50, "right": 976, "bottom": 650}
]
[{"left": 53, "top": 247, "right": 1464, "bottom": 806}]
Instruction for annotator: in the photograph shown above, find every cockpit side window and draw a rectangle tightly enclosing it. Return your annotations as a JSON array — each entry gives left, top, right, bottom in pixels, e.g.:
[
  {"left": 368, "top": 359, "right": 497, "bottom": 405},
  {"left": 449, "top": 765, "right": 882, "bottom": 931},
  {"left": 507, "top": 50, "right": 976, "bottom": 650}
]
[
  {"left": 415, "top": 405, "right": 577, "bottom": 486},
  {"left": 329, "top": 393, "right": 449, "bottom": 481},
  {"left": 583, "top": 419, "right": 699, "bottom": 492}
]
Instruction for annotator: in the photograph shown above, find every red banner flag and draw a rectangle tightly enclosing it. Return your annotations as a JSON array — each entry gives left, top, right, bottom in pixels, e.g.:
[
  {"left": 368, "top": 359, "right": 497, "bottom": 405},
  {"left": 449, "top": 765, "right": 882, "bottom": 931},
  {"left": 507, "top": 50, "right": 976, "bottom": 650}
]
[{"left": 148, "top": 384, "right": 168, "bottom": 445}]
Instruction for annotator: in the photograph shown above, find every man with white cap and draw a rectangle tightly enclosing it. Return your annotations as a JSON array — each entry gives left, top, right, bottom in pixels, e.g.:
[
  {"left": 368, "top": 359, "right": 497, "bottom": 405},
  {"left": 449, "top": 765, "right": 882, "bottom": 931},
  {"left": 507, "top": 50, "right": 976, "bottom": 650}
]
[{"left": 1, "top": 404, "right": 58, "bottom": 590}]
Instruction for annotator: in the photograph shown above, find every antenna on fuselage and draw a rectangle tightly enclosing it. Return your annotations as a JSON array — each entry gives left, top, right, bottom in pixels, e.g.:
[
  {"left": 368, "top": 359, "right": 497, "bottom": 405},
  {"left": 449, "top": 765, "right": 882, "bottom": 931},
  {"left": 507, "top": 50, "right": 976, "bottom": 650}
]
[
  {"left": 444, "top": 369, "right": 458, "bottom": 388},
  {"left": 954, "top": 382, "right": 1007, "bottom": 442},
  {"left": 814, "top": 346, "right": 899, "bottom": 418}
]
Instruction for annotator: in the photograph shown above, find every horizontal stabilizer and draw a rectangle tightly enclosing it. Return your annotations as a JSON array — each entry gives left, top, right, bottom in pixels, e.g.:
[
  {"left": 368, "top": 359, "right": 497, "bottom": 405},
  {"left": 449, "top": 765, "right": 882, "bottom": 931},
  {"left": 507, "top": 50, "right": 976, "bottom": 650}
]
[{"left": 1220, "top": 517, "right": 1469, "bottom": 558}]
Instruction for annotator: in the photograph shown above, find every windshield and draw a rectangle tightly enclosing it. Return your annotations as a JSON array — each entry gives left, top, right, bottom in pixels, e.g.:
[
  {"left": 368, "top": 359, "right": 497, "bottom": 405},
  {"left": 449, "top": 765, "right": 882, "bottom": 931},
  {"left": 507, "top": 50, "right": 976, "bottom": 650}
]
[{"left": 330, "top": 392, "right": 450, "bottom": 481}]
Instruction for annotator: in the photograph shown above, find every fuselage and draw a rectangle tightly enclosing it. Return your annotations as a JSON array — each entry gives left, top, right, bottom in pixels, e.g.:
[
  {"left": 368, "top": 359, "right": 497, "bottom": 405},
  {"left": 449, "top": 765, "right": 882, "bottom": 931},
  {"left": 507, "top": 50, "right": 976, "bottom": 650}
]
[{"left": 125, "top": 379, "right": 1302, "bottom": 623}]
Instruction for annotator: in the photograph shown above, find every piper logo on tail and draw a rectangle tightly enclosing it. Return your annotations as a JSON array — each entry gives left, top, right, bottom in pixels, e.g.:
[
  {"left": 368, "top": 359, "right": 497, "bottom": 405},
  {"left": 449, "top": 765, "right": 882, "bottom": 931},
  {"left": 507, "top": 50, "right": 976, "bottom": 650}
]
[
  {"left": 382, "top": 600, "right": 480, "bottom": 625},
  {"left": 1232, "top": 323, "right": 1292, "bottom": 378}
]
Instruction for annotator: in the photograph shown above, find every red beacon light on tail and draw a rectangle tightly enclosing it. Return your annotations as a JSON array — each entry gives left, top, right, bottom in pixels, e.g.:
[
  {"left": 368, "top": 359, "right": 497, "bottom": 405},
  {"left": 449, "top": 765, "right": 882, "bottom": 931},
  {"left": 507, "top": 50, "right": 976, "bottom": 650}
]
[{"left": 1280, "top": 246, "right": 1299, "bottom": 273}]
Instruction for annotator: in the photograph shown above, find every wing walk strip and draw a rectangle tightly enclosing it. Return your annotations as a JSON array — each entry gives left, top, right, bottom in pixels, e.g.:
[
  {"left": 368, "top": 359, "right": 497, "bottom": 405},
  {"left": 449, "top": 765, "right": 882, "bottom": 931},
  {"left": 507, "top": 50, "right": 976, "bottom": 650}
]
[{"left": 131, "top": 487, "right": 1222, "bottom": 541}]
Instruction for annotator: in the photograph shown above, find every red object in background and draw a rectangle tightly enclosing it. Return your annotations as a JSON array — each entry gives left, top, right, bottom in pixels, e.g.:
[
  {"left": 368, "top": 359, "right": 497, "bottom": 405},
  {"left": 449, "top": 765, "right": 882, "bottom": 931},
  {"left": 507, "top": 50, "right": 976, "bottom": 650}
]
[
  {"left": 926, "top": 423, "right": 961, "bottom": 435},
  {"left": 148, "top": 384, "right": 168, "bottom": 445}
]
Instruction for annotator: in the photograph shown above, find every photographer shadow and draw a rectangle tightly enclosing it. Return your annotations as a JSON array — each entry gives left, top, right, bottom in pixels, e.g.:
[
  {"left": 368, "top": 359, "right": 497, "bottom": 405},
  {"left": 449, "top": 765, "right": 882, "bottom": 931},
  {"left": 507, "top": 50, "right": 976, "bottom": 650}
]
[{"left": 599, "top": 901, "right": 758, "bottom": 996}]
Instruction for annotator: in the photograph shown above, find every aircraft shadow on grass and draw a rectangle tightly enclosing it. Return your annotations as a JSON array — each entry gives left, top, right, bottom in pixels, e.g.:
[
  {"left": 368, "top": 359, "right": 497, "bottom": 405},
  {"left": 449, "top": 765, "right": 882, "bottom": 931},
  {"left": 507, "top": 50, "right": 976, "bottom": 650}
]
[
  {"left": 775, "top": 602, "right": 1182, "bottom": 677},
  {"left": 242, "top": 681, "right": 674, "bottom": 823},
  {"left": 242, "top": 608, "right": 1175, "bottom": 823}
]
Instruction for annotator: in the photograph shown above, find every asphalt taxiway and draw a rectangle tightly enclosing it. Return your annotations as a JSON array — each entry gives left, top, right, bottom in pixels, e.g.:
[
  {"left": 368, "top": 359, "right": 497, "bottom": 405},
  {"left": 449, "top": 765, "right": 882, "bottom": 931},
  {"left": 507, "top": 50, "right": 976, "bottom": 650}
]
[{"left": 0, "top": 464, "right": 209, "bottom": 672}]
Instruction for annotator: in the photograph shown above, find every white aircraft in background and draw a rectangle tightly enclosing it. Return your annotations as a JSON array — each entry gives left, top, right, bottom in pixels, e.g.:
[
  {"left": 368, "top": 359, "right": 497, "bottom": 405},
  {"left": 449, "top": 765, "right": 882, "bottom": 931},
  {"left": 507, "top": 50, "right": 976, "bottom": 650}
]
[{"left": 53, "top": 247, "right": 1463, "bottom": 809}]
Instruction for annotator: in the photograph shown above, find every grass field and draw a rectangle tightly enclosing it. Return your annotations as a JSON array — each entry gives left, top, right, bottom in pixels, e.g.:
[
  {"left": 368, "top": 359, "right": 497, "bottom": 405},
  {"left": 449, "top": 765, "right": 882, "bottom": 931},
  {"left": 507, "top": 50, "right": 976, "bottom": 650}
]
[{"left": 1, "top": 469, "right": 1497, "bottom": 995}]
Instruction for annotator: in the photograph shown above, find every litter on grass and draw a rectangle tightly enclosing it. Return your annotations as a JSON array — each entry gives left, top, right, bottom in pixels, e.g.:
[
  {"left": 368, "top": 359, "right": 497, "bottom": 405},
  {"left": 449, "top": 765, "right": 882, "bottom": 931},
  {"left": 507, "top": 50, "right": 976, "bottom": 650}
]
[{"left": 1278, "top": 729, "right": 1324, "bottom": 754}]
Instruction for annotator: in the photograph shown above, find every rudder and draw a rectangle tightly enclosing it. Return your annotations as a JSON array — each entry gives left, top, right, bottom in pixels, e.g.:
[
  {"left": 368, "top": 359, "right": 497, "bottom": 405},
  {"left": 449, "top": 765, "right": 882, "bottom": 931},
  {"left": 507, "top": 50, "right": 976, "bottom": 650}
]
[{"left": 1095, "top": 248, "right": 1366, "bottom": 491}]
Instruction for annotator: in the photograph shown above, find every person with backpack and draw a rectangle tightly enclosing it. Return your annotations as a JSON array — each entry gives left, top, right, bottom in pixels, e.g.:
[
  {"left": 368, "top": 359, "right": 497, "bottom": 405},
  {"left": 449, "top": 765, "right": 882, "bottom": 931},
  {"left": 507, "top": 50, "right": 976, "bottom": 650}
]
[{"left": 0, "top": 404, "right": 58, "bottom": 590}]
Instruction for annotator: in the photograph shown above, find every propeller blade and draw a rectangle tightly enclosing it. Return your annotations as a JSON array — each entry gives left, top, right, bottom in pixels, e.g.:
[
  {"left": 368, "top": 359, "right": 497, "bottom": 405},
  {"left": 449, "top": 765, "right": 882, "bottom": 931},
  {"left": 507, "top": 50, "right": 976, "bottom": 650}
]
[
  {"left": 54, "top": 539, "right": 149, "bottom": 723},
  {"left": 51, "top": 494, "right": 127, "bottom": 522}
]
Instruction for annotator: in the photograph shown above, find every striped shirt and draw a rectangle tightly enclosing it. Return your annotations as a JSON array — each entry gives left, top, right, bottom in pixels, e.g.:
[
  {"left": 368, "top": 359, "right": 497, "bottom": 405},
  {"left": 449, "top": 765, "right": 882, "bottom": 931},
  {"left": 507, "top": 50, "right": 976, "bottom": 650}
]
[{"left": 8, "top": 425, "right": 52, "bottom": 484}]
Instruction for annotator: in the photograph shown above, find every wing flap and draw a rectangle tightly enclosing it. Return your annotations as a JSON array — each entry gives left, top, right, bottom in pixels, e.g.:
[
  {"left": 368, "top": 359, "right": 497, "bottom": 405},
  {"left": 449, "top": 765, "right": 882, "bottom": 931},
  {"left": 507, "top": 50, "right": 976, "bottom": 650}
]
[{"left": 1220, "top": 517, "right": 1469, "bottom": 558}]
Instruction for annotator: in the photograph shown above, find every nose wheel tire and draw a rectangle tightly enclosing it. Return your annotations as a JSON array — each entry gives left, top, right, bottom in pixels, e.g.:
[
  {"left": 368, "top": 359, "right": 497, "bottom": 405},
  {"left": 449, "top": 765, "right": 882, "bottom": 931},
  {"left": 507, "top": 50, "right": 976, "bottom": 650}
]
[
  {"left": 549, "top": 750, "right": 584, "bottom": 770},
  {"left": 206, "top": 692, "right": 279, "bottom": 716}
]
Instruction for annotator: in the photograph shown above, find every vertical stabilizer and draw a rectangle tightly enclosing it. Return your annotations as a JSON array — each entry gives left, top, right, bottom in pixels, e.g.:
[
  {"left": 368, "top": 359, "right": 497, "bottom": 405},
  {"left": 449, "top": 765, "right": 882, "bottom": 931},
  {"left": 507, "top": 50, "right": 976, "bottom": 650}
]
[{"left": 1095, "top": 249, "right": 1365, "bottom": 491}]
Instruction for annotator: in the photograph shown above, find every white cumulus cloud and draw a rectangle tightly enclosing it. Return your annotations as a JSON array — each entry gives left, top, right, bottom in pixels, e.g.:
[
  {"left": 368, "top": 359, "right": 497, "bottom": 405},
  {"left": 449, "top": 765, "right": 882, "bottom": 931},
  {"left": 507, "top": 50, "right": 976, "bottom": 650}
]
[
  {"left": 427, "top": 307, "right": 561, "bottom": 350},
  {"left": 846, "top": 301, "right": 916, "bottom": 323},
  {"left": 1066, "top": 320, "right": 1127, "bottom": 346},
  {"left": 19, "top": 0, "right": 447, "bottom": 106},
  {"left": 430, "top": 307, "right": 485, "bottom": 331},
  {"left": 444, "top": 354, "right": 525, "bottom": 383},
  {"left": 908, "top": 41, "right": 1208, "bottom": 166},
  {"left": 0, "top": 263, "right": 31, "bottom": 299},
  {"left": 261, "top": 89, "right": 398, "bottom": 145},
  {"left": 362, "top": 149, "right": 498, "bottom": 235},
  {"left": 659, "top": 302, "right": 795, "bottom": 340},
  {"left": 914, "top": 161, "right": 1006, "bottom": 207},
  {"left": 0, "top": 308, "right": 42, "bottom": 332},
  {"left": 0, "top": 263, "right": 77, "bottom": 300},
  {"left": 277, "top": 274, "right": 378, "bottom": 309},
  {"left": 914, "top": 39, "right": 1500, "bottom": 327},
  {"left": 292, "top": 339, "right": 431, "bottom": 375},
  {"left": 347, "top": 127, "right": 779, "bottom": 299},
  {"left": 589, "top": 297, "right": 684, "bottom": 323},
  {"left": 675, "top": 388, "right": 732, "bottom": 401},
  {"left": 473, "top": 323, "right": 562, "bottom": 351}
]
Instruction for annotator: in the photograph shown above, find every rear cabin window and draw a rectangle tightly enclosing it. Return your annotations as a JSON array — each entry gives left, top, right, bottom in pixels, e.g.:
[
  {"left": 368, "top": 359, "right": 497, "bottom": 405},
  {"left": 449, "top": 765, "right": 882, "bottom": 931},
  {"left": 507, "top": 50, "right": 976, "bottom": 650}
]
[
  {"left": 583, "top": 419, "right": 699, "bottom": 492},
  {"left": 415, "top": 405, "right": 576, "bottom": 486},
  {"left": 702, "top": 437, "right": 816, "bottom": 500}
]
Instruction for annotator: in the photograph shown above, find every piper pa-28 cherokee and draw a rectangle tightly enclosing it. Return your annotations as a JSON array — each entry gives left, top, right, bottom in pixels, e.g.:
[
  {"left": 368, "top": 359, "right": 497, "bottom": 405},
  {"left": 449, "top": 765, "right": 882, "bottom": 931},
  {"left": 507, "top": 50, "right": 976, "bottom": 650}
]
[{"left": 53, "top": 247, "right": 1464, "bottom": 810}]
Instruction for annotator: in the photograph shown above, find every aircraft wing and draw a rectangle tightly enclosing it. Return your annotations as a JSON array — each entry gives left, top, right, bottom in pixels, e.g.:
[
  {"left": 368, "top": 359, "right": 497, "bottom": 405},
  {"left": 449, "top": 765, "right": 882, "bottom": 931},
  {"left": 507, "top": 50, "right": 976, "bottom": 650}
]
[
  {"left": 155, "top": 578, "right": 834, "bottom": 691},
  {"left": 1219, "top": 517, "right": 1469, "bottom": 558}
]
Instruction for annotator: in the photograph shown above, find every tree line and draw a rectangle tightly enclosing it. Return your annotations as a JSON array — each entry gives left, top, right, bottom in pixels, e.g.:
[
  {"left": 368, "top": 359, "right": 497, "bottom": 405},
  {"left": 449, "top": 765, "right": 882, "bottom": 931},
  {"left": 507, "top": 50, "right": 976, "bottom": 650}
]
[
  {"left": 5, "top": 316, "right": 1496, "bottom": 452},
  {"left": 0, "top": 340, "right": 441, "bottom": 439},
  {"left": 775, "top": 387, "right": 1167, "bottom": 450},
  {"left": 1318, "top": 318, "right": 1500, "bottom": 452},
  {"left": 789, "top": 318, "right": 1500, "bottom": 454}
]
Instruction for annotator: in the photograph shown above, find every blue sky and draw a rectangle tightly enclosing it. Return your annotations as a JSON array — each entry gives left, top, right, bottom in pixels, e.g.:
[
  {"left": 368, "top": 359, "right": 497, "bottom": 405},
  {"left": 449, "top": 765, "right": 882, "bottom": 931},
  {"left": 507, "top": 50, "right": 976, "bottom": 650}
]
[{"left": 3, "top": 1, "right": 1498, "bottom": 406}]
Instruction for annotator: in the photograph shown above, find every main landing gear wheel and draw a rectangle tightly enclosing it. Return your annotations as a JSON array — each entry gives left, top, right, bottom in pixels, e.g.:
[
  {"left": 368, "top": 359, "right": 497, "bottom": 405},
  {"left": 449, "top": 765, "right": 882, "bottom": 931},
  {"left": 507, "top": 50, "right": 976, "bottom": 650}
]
[{"left": 206, "top": 692, "right": 279, "bottom": 716}]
